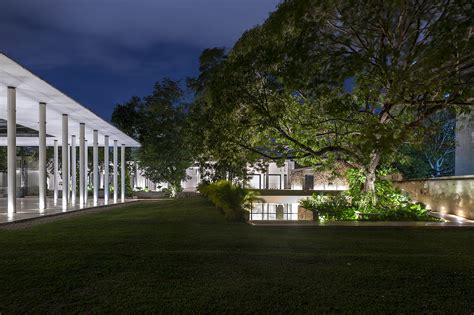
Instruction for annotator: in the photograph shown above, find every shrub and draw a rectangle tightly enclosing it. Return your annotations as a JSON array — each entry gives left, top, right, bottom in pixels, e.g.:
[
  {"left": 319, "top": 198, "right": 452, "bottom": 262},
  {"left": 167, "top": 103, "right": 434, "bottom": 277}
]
[
  {"left": 199, "top": 180, "right": 259, "bottom": 222},
  {"left": 300, "top": 169, "right": 437, "bottom": 222},
  {"left": 300, "top": 193, "right": 356, "bottom": 221}
]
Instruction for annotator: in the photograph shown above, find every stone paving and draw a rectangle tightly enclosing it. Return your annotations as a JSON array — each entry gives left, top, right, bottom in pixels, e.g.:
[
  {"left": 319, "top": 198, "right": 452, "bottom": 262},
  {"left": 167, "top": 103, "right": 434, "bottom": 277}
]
[{"left": 0, "top": 197, "right": 136, "bottom": 225}]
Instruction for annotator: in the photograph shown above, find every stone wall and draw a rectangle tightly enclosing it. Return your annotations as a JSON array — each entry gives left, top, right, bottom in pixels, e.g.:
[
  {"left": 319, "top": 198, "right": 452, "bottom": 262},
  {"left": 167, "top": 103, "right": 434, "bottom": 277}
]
[
  {"left": 290, "top": 167, "right": 348, "bottom": 191},
  {"left": 298, "top": 207, "right": 314, "bottom": 221},
  {"left": 393, "top": 176, "right": 474, "bottom": 219}
]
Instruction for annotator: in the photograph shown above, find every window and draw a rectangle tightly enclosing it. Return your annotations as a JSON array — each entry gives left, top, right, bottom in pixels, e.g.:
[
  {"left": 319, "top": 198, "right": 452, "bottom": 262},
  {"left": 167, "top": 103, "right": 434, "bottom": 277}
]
[{"left": 250, "top": 203, "right": 298, "bottom": 220}]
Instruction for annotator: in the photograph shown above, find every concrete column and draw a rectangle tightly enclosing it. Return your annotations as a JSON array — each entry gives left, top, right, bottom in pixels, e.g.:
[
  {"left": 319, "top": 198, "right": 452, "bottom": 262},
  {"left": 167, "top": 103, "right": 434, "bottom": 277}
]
[
  {"left": 113, "top": 140, "right": 118, "bottom": 203},
  {"left": 93, "top": 130, "right": 99, "bottom": 206},
  {"left": 71, "top": 135, "right": 76, "bottom": 205},
  {"left": 68, "top": 144, "right": 71, "bottom": 200},
  {"left": 79, "top": 123, "right": 85, "bottom": 206},
  {"left": 134, "top": 162, "right": 138, "bottom": 189},
  {"left": 84, "top": 140, "right": 88, "bottom": 204},
  {"left": 62, "top": 114, "right": 69, "bottom": 208},
  {"left": 53, "top": 139, "right": 58, "bottom": 204},
  {"left": 121, "top": 144, "right": 125, "bottom": 202},
  {"left": 7, "top": 87, "right": 16, "bottom": 215},
  {"left": 104, "top": 135, "right": 109, "bottom": 205},
  {"left": 38, "top": 102, "right": 47, "bottom": 211}
]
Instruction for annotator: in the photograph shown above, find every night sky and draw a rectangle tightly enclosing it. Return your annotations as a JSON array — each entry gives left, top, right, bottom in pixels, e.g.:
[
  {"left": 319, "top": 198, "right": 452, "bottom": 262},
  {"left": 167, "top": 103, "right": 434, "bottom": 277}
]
[{"left": 1, "top": 0, "right": 280, "bottom": 121}]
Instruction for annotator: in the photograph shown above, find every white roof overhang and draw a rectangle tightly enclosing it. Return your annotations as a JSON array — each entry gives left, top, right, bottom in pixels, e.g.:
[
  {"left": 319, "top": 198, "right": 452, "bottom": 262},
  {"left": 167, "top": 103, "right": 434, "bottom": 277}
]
[{"left": 0, "top": 53, "right": 140, "bottom": 147}]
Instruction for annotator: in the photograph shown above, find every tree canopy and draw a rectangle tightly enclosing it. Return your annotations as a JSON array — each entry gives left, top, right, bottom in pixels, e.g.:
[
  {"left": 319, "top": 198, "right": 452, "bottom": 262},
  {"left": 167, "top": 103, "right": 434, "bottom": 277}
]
[
  {"left": 192, "top": 0, "right": 473, "bottom": 191},
  {"left": 112, "top": 79, "right": 194, "bottom": 194},
  {"left": 111, "top": 0, "right": 472, "bottom": 193}
]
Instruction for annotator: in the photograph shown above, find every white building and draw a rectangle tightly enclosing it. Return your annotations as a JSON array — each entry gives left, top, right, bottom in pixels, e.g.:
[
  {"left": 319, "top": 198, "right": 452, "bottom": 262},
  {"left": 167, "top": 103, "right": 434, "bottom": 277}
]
[{"left": 139, "top": 160, "right": 348, "bottom": 193}]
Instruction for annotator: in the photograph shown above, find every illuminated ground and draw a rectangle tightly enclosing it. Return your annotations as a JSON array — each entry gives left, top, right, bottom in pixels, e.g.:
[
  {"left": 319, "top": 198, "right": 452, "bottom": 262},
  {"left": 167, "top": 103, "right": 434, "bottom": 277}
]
[{"left": 0, "top": 197, "right": 472, "bottom": 313}]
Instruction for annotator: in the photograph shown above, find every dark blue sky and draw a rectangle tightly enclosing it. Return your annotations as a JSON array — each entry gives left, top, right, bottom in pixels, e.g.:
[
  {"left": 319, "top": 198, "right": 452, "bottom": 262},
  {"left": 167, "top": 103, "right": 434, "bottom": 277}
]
[{"left": 1, "top": 0, "right": 280, "bottom": 121}]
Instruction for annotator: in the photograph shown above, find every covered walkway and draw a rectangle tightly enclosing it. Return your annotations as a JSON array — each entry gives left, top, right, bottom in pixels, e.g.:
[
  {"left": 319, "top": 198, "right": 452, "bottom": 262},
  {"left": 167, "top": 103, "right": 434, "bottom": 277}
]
[
  {"left": 0, "top": 53, "right": 140, "bottom": 220},
  {"left": 0, "top": 197, "right": 138, "bottom": 224}
]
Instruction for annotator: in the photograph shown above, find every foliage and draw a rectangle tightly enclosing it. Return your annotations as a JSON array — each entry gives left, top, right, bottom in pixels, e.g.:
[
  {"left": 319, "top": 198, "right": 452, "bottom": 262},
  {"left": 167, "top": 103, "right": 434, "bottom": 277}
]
[
  {"left": 300, "top": 193, "right": 356, "bottom": 221},
  {"left": 300, "top": 168, "right": 437, "bottom": 221},
  {"left": 187, "top": 48, "right": 262, "bottom": 182},
  {"left": 112, "top": 79, "right": 194, "bottom": 196},
  {"left": 396, "top": 110, "right": 456, "bottom": 179},
  {"left": 193, "top": 0, "right": 473, "bottom": 193},
  {"left": 117, "top": 164, "right": 134, "bottom": 197},
  {"left": 198, "top": 180, "right": 260, "bottom": 221},
  {"left": 111, "top": 96, "right": 142, "bottom": 140}
]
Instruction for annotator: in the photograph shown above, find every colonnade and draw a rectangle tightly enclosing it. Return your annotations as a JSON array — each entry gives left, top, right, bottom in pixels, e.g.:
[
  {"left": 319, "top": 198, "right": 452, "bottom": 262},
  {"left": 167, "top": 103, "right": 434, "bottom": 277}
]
[{"left": 6, "top": 86, "right": 127, "bottom": 215}]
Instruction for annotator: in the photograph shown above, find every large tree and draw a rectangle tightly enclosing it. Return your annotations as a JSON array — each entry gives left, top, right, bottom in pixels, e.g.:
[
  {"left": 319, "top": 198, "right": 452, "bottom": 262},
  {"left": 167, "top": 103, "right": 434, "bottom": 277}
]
[
  {"left": 187, "top": 48, "right": 266, "bottom": 182},
  {"left": 199, "top": 0, "right": 473, "bottom": 192},
  {"left": 111, "top": 96, "right": 143, "bottom": 140},
  {"left": 112, "top": 79, "right": 194, "bottom": 195},
  {"left": 139, "top": 79, "right": 194, "bottom": 194}
]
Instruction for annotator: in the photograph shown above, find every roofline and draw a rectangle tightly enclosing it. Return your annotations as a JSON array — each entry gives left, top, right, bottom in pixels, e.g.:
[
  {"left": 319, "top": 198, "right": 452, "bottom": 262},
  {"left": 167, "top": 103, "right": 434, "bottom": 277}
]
[{"left": 0, "top": 52, "right": 140, "bottom": 147}]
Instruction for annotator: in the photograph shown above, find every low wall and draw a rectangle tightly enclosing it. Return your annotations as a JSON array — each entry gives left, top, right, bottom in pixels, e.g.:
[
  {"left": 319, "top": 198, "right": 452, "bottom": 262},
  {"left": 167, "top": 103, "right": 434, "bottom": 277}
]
[
  {"left": 134, "top": 191, "right": 167, "bottom": 199},
  {"left": 393, "top": 176, "right": 474, "bottom": 219}
]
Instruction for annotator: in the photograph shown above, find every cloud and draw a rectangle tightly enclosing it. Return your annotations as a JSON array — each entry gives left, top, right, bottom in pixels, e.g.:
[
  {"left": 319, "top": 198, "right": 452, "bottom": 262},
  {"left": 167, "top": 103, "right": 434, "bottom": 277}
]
[{"left": 1, "top": 0, "right": 280, "bottom": 71}]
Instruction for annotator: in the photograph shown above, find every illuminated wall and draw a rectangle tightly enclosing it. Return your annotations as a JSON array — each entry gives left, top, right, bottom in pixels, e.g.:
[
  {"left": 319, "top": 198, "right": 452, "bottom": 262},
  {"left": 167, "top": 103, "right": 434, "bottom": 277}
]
[{"left": 394, "top": 177, "right": 474, "bottom": 220}]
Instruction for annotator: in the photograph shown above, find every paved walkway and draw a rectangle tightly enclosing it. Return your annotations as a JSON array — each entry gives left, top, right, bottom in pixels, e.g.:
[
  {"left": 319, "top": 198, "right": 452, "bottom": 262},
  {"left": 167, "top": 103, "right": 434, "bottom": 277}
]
[
  {"left": 0, "top": 197, "right": 138, "bottom": 225},
  {"left": 250, "top": 212, "right": 474, "bottom": 227}
]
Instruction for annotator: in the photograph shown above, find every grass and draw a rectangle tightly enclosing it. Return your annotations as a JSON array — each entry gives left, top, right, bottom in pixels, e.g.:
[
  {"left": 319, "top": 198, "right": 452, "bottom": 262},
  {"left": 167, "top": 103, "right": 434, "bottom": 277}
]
[{"left": 0, "top": 197, "right": 473, "bottom": 313}]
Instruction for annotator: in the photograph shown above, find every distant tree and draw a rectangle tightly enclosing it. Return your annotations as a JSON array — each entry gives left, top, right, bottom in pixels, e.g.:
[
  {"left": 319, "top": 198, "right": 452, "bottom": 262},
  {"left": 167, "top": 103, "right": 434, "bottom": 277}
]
[
  {"left": 111, "top": 96, "right": 143, "bottom": 140},
  {"left": 198, "top": 0, "right": 473, "bottom": 192},
  {"left": 421, "top": 112, "right": 456, "bottom": 177},
  {"left": 112, "top": 79, "right": 194, "bottom": 195},
  {"left": 397, "top": 110, "right": 455, "bottom": 178},
  {"left": 139, "top": 80, "right": 193, "bottom": 194}
]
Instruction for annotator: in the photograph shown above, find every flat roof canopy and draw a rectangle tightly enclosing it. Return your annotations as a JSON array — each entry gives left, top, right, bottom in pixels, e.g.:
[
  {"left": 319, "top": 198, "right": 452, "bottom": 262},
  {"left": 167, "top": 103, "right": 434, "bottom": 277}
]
[{"left": 0, "top": 53, "right": 140, "bottom": 147}]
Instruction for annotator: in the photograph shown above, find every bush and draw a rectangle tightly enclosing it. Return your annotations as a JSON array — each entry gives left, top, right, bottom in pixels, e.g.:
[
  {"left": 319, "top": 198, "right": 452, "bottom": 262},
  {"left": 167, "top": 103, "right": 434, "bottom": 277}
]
[
  {"left": 300, "top": 193, "right": 356, "bottom": 221},
  {"left": 198, "top": 180, "right": 259, "bottom": 222},
  {"left": 300, "top": 169, "right": 438, "bottom": 222}
]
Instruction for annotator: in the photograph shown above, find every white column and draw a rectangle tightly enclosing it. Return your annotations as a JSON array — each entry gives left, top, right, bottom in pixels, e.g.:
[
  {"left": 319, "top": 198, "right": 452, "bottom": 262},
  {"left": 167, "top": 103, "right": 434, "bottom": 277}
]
[
  {"left": 79, "top": 123, "right": 85, "bottom": 206},
  {"left": 84, "top": 140, "right": 88, "bottom": 204},
  {"left": 104, "top": 135, "right": 109, "bottom": 205},
  {"left": 7, "top": 87, "right": 16, "bottom": 215},
  {"left": 53, "top": 139, "right": 58, "bottom": 205},
  {"left": 38, "top": 102, "right": 47, "bottom": 211},
  {"left": 62, "top": 114, "right": 69, "bottom": 208},
  {"left": 68, "top": 144, "right": 71, "bottom": 200},
  {"left": 71, "top": 135, "right": 76, "bottom": 205},
  {"left": 93, "top": 130, "right": 99, "bottom": 206},
  {"left": 113, "top": 140, "right": 118, "bottom": 203},
  {"left": 134, "top": 162, "right": 138, "bottom": 189},
  {"left": 121, "top": 144, "right": 126, "bottom": 202}
]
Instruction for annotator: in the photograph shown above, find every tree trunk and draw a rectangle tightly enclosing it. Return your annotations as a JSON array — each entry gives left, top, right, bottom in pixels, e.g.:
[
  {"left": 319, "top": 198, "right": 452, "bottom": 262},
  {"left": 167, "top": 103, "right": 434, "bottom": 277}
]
[
  {"left": 170, "top": 182, "right": 182, "bottom": 198},
  {"left": 363, "top": 151, "right": 381, "bottom": 193}
]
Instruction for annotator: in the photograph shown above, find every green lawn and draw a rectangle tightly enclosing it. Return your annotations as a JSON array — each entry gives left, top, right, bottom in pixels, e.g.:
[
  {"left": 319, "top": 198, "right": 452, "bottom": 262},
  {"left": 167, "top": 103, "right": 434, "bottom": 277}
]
[{"left": 0, "top": 197, "right": 473, "bottom": 313}]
